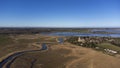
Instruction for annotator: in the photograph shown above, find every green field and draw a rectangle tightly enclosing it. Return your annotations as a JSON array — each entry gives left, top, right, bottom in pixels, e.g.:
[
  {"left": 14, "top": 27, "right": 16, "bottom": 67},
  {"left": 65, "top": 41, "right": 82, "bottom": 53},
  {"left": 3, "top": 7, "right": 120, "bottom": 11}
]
[{"left": 97, "top": 43, "right": 120, "bottom": 51}]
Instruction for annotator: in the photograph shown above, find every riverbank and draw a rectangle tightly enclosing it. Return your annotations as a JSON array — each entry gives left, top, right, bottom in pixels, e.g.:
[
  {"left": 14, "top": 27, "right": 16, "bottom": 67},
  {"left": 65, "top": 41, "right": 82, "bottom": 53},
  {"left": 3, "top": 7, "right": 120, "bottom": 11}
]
[
  {"left": 1, "top": 34, "right": 120, "bottom": 68},
  {"left": 0, "top": 43, "right": 48, "bottom": 68},
  {"left": 6, "top": 42, "right": 120, "bottom": 68}
]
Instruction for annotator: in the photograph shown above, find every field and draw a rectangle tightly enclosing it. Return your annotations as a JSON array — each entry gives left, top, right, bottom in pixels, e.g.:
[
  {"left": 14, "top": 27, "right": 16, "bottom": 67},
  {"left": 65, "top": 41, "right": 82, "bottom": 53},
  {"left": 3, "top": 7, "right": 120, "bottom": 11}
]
[
  {"left": 97, "top": 43, "right": 120, "bottom": 51},
  {"left": 5, "top": 43, "right": 120, "bottom": 68},
  {"left": 0, "top": 32, "right": 120, "bottom": 68},
  {"left": 0, "top": 34, "right": 58, "bottom": 61}
]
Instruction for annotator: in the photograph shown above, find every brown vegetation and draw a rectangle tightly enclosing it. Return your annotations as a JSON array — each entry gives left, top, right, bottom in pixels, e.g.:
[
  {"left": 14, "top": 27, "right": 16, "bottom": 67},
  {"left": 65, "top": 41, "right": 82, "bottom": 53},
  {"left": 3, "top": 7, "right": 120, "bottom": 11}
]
[
  {"left": 4, "top": 42, "right": 120, "bottom": 68},
  {"left": 1, "top": 34, "right": 120, "bottom": 68}
]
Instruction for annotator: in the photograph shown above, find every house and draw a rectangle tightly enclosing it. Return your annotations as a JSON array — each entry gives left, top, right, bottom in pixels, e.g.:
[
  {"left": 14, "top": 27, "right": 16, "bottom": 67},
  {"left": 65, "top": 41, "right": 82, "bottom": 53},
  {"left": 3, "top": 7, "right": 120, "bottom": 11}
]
[
  {"left": 78, "top": 37, "right": 85, "bottom": 43},
  {"left": 104, "top": 49, "right": 117, "bottom": 54}
]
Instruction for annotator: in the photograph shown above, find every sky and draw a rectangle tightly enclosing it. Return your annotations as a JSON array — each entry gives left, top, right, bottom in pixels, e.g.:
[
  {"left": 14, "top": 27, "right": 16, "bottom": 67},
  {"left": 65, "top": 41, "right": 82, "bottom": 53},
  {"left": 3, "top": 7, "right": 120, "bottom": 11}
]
[{"left": 0, "top": 0, "right": 119, "bottom": 27}]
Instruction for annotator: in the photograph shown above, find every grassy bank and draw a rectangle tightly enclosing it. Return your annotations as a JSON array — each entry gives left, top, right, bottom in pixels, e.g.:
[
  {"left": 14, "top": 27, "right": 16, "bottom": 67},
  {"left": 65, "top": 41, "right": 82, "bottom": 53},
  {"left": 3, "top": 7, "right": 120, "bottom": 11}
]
[{"left": 97, "top": 43, "right": 120, "bottom": 51}]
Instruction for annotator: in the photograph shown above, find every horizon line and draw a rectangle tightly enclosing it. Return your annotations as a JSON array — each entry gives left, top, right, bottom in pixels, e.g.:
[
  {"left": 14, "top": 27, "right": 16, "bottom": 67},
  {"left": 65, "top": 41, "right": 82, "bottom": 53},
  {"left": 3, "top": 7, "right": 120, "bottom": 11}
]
[{"left": 0, "top": 26, "right": 120, "bottom": 28}]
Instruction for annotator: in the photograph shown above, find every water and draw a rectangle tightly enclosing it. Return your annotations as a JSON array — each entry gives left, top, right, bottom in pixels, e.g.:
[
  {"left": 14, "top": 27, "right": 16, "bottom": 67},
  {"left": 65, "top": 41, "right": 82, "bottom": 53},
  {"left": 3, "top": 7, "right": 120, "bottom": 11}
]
[
  {"left": 44, "top": 32, "right": 120, "bottom": 38},
  {"left": 58, "top": 38, "right": 64, "bottom": 44},
  {"left": 0, "top": 43, "right": 47, "bottom": 68},
  {"left": 41, "top": 43, "right": 47, "bottom": 50}
]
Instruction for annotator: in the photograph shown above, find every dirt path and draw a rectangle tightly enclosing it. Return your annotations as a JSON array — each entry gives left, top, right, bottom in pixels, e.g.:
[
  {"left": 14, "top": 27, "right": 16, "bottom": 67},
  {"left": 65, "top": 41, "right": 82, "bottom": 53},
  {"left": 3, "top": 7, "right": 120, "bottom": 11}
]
[
  {"left": 66, "top": 48, "right": 95, "bottom": 68},
  {"left": 89, "top": 59, "right": 94, "bottom": 68},
  {"left": 57, "top": 43, "right": 120, "bottom": 68}
]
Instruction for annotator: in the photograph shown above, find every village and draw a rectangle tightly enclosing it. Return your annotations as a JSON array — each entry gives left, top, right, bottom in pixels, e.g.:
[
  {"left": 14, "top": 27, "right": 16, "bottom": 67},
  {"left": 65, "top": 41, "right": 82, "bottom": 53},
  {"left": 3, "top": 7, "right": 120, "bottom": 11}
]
[{"left": 67, "top": 36, "right": 119, "bottom": 55}]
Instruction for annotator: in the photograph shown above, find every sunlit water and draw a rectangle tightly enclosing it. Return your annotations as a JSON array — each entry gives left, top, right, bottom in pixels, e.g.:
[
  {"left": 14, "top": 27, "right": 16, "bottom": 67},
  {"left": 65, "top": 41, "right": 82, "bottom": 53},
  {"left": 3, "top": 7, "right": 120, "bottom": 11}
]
[{"left": 42, "top": 31, "right": 120, "bottom": 38}]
